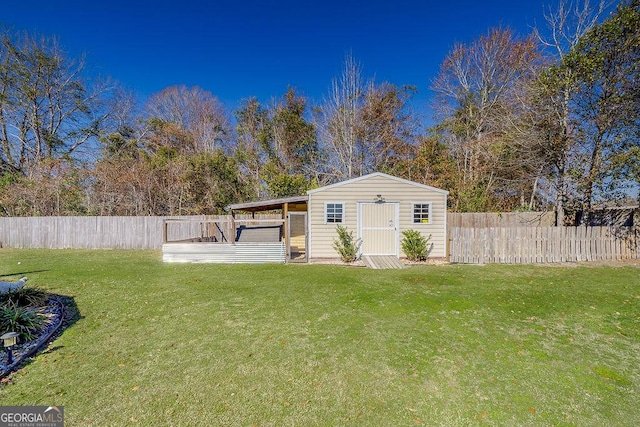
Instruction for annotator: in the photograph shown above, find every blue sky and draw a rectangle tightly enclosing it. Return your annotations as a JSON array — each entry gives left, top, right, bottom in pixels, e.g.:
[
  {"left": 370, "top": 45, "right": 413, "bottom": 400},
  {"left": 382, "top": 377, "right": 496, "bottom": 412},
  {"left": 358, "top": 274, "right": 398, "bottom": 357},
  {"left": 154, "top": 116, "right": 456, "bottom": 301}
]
[{"left": 4, "top": 0, "right": 560, "bottom": 115}]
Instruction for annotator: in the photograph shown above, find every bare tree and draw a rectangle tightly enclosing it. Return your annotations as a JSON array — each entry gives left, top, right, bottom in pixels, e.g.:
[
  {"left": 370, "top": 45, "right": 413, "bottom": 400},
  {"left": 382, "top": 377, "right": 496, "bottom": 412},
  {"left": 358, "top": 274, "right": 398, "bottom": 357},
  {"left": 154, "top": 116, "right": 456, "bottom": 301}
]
[
  {"left": 316, "top": 54, "right": 367, "bottom": 181},
  {"left": 0, "top": 30, "right": 113, "bottom": 174},
  {"left": 317, "top": 55, "right": 418, "bottom": 183},
  {"left": 531, "top": 0, "right": 607, "bottom": 224},
  {"left": 146, "top": 85, "right": 231, "bottom": 154},
  {"left": 431, "top": 27, "right": 541, "bottom": 211},
  {"left": 357, "top": 82, "right": 417, "bottom": 174},
  {"left": 535, "top": 0, "right": 607, "bottom": 57},
  {"left": 98, "top": 87, "right": 144, "bottom": 160}
]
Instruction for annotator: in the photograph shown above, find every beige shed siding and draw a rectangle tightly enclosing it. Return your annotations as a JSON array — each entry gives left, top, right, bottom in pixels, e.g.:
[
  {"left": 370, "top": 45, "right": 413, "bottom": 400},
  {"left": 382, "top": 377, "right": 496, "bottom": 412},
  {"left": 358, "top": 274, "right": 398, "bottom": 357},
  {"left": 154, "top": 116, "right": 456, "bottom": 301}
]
[{"left": 308, "top": 174, "right": 448, "bottom": 258}]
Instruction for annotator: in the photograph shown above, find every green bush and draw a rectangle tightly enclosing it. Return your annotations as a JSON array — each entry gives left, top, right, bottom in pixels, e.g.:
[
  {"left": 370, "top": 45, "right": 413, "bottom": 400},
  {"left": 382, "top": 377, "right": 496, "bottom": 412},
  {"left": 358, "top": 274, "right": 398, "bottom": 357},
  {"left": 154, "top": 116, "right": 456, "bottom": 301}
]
[
  {"left": 401, "top": 230, "right": 431, "bottom": 261},
  {"left": 332, "top": 225, "right": 362, "bottom": 263},
  {"left": 0, "top": 304, "right": 45, "bottom": 341},
  {"left": 0, "top": 286, "right": 49, "bottom": 308}
]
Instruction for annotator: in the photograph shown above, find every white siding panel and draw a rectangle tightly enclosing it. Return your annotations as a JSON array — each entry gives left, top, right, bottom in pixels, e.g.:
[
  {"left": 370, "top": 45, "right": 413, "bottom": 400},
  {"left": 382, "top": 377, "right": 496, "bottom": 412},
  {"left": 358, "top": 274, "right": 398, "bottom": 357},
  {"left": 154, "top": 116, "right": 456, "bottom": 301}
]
[
  {"left": 308, "top": 175, "right": 448, "bottom": 259},
  {"left": 162, "top": 242, "right": 285, "bottom": 263}
]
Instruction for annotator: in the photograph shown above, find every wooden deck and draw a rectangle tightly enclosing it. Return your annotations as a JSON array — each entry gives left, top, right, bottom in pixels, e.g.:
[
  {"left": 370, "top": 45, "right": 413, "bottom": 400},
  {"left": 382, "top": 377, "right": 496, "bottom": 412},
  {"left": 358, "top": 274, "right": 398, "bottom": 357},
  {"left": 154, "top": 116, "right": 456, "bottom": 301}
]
[
  {"left": 362, "top": 256, "right": 405, "bottom": 269},
  {"left": 162, "top": 242, "right": 286, "bottom": 263}
]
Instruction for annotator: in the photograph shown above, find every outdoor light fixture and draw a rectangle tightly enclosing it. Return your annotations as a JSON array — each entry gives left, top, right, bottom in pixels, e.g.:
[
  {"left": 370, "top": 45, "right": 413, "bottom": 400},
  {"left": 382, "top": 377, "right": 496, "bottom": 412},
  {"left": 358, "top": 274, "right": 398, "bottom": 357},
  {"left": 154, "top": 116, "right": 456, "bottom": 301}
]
[
  {"left": 374, "top": 194, "right": 385, "bottom": 203},
  {"left": 1, "top": 331, "right": 19, "bottom": 364}
]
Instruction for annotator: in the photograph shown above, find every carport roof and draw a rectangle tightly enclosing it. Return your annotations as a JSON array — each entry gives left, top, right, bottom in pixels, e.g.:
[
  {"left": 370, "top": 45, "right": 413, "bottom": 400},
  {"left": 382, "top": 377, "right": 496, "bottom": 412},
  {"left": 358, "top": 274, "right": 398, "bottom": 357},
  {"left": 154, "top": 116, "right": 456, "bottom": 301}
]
[{"left": 226, "top": 195, "right": 308, "bottom": 213}]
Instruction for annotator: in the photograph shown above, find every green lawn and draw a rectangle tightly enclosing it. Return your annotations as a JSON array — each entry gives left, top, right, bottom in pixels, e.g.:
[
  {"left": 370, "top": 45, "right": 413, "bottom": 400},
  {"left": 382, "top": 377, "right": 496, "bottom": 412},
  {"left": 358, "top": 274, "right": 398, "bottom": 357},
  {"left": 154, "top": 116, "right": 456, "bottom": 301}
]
[{"left": 0, "top": 249, "right": 638, "bottom": 426}]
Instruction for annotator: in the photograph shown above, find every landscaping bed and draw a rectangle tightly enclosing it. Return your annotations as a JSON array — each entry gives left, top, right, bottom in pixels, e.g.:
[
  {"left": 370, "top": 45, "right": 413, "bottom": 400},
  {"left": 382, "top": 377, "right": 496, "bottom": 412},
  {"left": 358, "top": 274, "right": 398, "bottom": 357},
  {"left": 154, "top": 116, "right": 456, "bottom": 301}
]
[{"left": 0, "top": 291, "right": 73, "bottom": 378}]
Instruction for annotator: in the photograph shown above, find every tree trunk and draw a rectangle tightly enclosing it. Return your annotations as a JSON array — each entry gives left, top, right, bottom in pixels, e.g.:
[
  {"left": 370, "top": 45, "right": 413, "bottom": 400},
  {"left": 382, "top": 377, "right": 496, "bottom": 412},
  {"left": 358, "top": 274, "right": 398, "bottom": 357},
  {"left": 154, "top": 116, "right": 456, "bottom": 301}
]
[{"left": 581, "top": 132, "right": 604, "bottom": 226}]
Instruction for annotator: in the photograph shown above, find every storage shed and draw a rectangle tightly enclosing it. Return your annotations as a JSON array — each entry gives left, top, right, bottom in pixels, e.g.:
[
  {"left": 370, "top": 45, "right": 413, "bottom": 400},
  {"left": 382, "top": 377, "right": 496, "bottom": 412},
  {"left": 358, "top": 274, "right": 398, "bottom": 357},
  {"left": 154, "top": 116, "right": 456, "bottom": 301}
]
[
  {"left": 307, "top": 172, "right": 449, "bottom": 259},
  {"left": 162, "top": 172, "right": 448, "bottom": 263}
]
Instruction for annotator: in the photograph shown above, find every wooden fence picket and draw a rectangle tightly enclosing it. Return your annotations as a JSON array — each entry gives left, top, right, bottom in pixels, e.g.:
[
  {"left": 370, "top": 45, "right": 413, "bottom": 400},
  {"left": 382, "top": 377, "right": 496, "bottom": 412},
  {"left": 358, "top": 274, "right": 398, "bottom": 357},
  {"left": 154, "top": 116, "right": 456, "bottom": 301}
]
[
  {"left": 0, "top": 214, "right": 282, "bottom": 250},
  {"left": 449, "top": 226, "right": 638, "bottom": 264}
]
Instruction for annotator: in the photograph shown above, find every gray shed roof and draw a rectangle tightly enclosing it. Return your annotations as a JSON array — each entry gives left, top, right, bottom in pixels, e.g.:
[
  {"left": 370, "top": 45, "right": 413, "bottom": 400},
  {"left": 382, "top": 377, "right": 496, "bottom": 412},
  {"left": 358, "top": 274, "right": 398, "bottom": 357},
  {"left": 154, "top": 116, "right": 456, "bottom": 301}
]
[
  {"left": 307, "top": 172, "right": 449, "bottom": 195},
  {"left": 226, "top": 195, "right": 308, "bottom": 213}
]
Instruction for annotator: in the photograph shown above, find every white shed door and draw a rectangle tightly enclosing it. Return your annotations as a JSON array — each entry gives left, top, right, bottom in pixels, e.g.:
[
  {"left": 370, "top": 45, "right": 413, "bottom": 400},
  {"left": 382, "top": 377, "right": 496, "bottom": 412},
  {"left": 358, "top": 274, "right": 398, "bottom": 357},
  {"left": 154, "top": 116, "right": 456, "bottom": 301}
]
[{"left": 358, "top": 202, "right": 399, "bottom": 256}]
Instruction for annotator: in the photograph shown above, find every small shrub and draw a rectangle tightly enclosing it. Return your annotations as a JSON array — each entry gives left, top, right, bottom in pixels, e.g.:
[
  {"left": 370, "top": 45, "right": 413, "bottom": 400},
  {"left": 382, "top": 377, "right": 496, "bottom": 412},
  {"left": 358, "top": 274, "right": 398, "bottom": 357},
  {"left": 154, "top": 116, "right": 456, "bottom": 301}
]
[
  {"left": 332, "top": 225, "right": 362, "bottom": 263},
  {"left": 401, "top": 230, "right": 431, "bottom": 262},
  {"left": 0, "top": 305, "right": 45, "bottom": 341},
  {"left": 0, "top": 286, "right": 49, "bottom": 308}
]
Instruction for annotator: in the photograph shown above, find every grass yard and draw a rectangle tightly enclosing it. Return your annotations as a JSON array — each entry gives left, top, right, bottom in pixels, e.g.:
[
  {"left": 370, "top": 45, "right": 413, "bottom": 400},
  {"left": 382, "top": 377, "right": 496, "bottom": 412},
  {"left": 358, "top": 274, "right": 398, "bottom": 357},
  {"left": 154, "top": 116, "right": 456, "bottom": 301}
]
[{"left": 0, "top": 249, "right": 638, "bottom": 426}]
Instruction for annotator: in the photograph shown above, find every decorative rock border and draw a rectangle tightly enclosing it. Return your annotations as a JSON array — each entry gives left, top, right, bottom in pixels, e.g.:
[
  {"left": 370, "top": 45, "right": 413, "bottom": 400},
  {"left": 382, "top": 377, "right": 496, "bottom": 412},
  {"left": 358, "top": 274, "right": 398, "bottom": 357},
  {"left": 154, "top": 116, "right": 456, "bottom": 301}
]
[{"left": 0, "top": 296, "right": 65, "bottom": 380}]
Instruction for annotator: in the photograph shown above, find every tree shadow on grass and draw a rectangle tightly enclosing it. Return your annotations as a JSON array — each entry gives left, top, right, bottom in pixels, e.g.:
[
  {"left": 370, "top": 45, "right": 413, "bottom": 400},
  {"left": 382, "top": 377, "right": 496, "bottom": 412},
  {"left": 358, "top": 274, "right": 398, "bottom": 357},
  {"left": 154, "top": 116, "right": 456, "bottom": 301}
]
[
  {"left": 0, "top": 269, "right": 50, "bottom": 279},
  {"left": 54, "top": 294, "right": 84, "bottom": 331}
]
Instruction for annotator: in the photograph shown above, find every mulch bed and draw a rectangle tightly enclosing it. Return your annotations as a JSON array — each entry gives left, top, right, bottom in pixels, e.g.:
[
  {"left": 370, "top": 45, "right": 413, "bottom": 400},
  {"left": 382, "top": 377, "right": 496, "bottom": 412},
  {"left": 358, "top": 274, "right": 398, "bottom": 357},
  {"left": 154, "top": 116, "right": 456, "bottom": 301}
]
[{"left": 0, "top": 295, "right": 74, "bottom": 380}]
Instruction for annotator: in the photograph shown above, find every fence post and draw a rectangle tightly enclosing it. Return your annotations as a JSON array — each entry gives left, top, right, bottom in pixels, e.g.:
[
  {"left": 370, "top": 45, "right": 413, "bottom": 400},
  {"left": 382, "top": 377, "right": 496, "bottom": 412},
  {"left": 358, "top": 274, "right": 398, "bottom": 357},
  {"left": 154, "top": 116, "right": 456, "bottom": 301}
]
[{"left": 162, "top": 220, "right": 168, "bottom": 244}]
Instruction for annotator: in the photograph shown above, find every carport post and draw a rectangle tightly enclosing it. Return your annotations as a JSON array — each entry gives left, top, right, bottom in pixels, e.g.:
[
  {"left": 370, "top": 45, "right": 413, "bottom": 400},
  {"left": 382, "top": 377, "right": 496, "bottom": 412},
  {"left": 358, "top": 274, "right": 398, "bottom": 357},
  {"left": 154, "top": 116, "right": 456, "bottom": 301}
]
[
  {"left": 283, "top": 202, "right": 289, "bottom": 260},
  {"left": 231, "top": 211, "right": 236, "bottom": 245}
]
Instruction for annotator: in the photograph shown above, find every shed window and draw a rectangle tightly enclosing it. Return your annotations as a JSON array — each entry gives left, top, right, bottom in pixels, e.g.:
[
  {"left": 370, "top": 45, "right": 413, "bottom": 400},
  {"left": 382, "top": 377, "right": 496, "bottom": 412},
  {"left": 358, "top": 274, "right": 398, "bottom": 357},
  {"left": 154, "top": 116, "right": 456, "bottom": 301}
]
[
  {"left": 325, "top": 203, "right": 344, "bottom": 223},
  {"left": 413, "top": 203, "right": 431, "bottom": 224}
]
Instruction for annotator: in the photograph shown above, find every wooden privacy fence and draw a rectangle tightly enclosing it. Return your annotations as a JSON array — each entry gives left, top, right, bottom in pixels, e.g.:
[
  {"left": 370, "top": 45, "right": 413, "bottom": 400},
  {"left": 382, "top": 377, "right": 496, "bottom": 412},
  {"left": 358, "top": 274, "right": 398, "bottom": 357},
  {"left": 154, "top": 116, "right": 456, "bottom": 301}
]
[
  {"left": 447, "top": 212, "right": 555, "bottom": 228},
  {"left": 0, "top": 216, "right": 193, "bottom": 249},
  {"left": 450, "top": 226, "right": 639, "bottom": 264},
  {"left": 2, "top": 213, "right": 638, "bottom": 265},
  {"left": 0, "top": 215, "right": 278, "bottom": 250},
  {"left": 0, "top": 213, "right": 549, "bottom": 250}
]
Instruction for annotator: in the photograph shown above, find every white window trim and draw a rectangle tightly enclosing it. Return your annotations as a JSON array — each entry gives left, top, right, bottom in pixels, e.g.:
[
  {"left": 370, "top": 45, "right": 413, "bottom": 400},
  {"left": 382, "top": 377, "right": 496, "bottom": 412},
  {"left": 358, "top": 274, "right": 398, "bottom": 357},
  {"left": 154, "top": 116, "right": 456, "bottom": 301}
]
[
  {"left": 411, "top": 201, "right": 432, "bottom": 225},
  {"left": 324, "top": 202, "right": 346, "bottom": 224}
]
